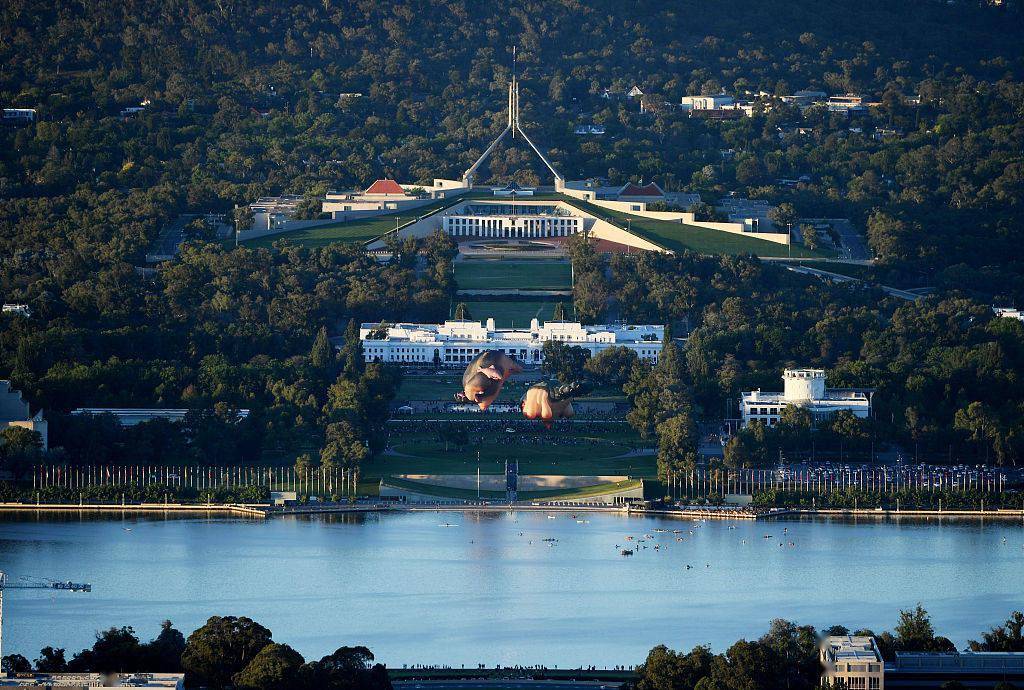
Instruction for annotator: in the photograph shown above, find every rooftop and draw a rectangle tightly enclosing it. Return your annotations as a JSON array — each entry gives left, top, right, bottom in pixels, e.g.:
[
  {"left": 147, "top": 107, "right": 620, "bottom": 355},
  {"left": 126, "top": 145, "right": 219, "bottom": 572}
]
[
  {"left": 360, "top": 320, "right": 664, "bottom": 345},
  {"left": 822, "top": 636, "right": 882, "bottom": 663},
  {"left": 364, "top": 178, "right": 407, "bottom": 195},
  {"left": 618, "top": 182, "right": 664, "bottom": 198}
]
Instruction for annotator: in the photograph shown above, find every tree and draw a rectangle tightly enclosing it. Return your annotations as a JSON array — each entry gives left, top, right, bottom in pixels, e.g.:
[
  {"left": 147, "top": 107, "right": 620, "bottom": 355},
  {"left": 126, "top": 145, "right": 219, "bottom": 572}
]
[
  {"left": 310, "top": 326, "right": 335, "bottom": 372},
  {"left": 294, "top": 453, "right": 314, "bottom": 482},
  {"left": 2, "top": 654, "right": 31, "bottom": 674},
  {"left": 35, "top": 647, "right": 68, "bottom": 672},
  {"left": 180, "top": 616, "right": 273, "bottom": 689},
  {"left": 656, "top": 412, "right": 698, "bottom": 478},
  {"left": 800, "top": 223, "right": 819, "bottom": 251},
  {"left": 635, "top": 645, "right": 714, "bottom": 690},
  {"left": 541, "top": 341, "right": 590, "bottom": 383},
  {"left": 453, "top": 302, "right": 472, "bottom": 320},
  {"left": 573, "top": 271, "right": 608, "bottom": 324},
  {"left": 894, "top": 605, "right": 954, "bottom": 652},
  {"left": 584, "top": 346, "right": 639, "bottom": 387},
  {"left": 0, "top": 426, "right": 43, "bottom": 459},
  {"left": 969, "top": 611, "right": 1024, "bottom": 652},
  {"left": 723, "top": 434, "right": 752, "bottom": 468},
  {"left": 297, "top": 647, "right": 392, "bottom": 690},
  {"left": 321, "top": 421, "right": 369, "bottom": 467},
  {"left": 143, "top": 620, "right": 186, "bottom": 671},
  {"left": 68, "top": 626, "right": 143, "bottom": 673},
  {"left": 552, "top": 302, "right": 567, "bottom": 321},
  {"left": 233, "top": 206, "right": 254, "bottom": 238},
  {"left": 232, "top": 643, "right": 305, "bottom": 690},
  {"left": 768, "top": 202, "right": 798, "bottom": 231},
  {"left": 338, "top": 319, "right": 365, "bottom": 381}
]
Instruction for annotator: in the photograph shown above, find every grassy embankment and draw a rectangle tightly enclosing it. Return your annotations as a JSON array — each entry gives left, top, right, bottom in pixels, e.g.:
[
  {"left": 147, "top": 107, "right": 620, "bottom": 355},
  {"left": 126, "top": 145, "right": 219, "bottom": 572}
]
[
  {"left": 453, "top": 258, "right": 573, "bottom": 326},
  {"left": 379, "top": 475, "right": 643, "bottom": 501},
  {"left": 560, "top": 196, "right": 834, "bottom": 258}
]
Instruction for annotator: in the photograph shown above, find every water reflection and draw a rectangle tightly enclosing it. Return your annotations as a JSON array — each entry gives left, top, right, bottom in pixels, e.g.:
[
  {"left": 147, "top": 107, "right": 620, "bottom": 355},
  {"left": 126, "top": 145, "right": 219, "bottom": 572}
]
[{"left": 0, "top": 510, "right": 1020, "bottom": 667}]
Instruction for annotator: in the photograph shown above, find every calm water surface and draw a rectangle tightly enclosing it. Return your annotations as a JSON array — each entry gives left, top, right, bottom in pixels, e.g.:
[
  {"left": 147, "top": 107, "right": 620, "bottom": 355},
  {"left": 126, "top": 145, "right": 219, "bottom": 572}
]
[{"left": 1, "top": 511, "right": 1022, "bottom": 666}]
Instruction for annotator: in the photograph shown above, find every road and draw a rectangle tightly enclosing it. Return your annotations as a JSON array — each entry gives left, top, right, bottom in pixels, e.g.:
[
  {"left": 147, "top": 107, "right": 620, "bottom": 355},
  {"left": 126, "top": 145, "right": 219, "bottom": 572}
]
[
  {"left": 784, "top": 264, "right": 923, "bottom": 301},
  {"left": 799, "top": 218, "right": 870, "bottom": 260}
]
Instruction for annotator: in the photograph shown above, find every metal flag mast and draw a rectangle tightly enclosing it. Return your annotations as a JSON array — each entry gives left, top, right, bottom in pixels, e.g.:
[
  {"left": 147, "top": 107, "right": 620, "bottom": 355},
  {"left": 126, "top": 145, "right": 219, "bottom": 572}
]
[{"left": 461, "top": 46, "right": 564, "bottom": 188}]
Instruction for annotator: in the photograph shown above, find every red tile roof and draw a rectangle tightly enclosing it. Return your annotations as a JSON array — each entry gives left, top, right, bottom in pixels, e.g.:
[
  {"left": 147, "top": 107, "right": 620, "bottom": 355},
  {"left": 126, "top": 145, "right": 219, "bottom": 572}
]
[
  {"left": 618, "top": 182, "right": 664, "bottom": 198},
  {"left": 364, "top": 179, "right": 406, "bottom": 195}
]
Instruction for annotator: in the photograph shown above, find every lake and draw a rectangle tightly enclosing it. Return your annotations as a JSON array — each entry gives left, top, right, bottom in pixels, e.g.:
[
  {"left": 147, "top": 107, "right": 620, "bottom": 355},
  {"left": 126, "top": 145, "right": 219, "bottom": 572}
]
[{"left": 1, "top": 510, "right": 1022, "bottom": 667}]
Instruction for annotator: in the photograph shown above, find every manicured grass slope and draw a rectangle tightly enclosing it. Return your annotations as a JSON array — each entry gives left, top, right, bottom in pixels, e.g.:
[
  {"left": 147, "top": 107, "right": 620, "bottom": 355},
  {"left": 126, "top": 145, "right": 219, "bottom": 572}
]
[
  {"left": 453, "top": 300, "right": 563, "bottom": 328},
  {"left": 380, "top": 475, "right": 642, "bottom": 501},
  {"left": 454, "top": 259, "right": 572, "bottom": 290},
  {"left": 561, "top": 197, "right": 832, "bottom": 258}
]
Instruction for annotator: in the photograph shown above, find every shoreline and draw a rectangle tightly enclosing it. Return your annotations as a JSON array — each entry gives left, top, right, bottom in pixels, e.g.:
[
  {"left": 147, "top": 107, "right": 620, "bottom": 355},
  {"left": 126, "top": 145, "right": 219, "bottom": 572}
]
[
  {"left": 2, "top": 502, "right": 1022, "bottom": 521},
  {"left": 0, "top": 502, "right": 268, "bottom": 517}
]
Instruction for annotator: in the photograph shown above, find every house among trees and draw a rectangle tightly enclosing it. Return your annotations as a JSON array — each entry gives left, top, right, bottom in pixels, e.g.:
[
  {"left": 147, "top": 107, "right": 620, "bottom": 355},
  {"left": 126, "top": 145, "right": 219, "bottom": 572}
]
[{"left": 0, "top": 380, "right": 48, "bottom": 450}]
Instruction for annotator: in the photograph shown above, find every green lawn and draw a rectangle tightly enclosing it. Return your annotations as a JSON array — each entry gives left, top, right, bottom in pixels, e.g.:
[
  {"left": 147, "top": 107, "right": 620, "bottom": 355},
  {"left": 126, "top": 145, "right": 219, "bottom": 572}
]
[
  {"left": 369, "top": 425, "right": 656, "bottom": 478},
  {"left": 453, "top": 299, "right": 568, "bottom": 328},
  {"left": 454, "top": 259, "right": 572, "bottom": 291},
  {"left": 396, "top": 375, "right": 464, "bottom": 400},
  {"left": 395, "top": 374, "right": 620, "bottom": 402},
  {"left": 233, "top": 189, "right": 833, "bottom": 257},
  {"left": 559, "top": 196, "right": 832, "bottom": 258},
  {"left": 239, "top": 196, "right": 462, "bottom": 248}
]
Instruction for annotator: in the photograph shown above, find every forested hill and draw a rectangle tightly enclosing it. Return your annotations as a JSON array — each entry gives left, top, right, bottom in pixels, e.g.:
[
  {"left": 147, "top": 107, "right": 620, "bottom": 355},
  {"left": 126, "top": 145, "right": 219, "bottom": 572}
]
[
  {"left": 2, "top": 0, "right": 1024, "bottom": 467},
  {"left": 2, "top": 0, "right": 1024, "bottom": 298}
]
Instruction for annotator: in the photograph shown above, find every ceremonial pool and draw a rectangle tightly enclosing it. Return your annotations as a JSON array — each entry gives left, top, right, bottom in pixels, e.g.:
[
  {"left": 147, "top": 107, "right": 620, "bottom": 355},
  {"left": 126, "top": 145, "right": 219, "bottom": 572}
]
[{"left": 1, "top": 511, "right": 1021, "bottom": 666}]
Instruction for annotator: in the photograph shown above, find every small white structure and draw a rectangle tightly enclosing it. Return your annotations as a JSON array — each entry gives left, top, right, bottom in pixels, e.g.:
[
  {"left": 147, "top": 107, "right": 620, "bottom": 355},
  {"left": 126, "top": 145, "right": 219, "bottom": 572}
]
[
  {"left": 826, "top": 94, "right": 868, "bottom": 114},
  {"left": 680, "top": 95, "right": 734, "bottom": 111},
  {"left": 0, "top": 380, "right": 47, "bottom": 450},
  {"left": 993, "top": 307, "right": 1024, "bottom": 321},
  {"left": 2, "top": 108, "right": 36, "bottom": 124},
  {"left": 740, "top": 369, "right": 872, "bottom": 427},
  {"left": 574, "top": 124, "right": 606, "bottom": 135},
  {"left": 820, "top": 636, "right": 885, "bottom": 690},
  {"left": 2, "top": 304, "right": 31, "bottom": 317},
  {"left": 359, "top": 319, "right": 664, "bottom": 366}
]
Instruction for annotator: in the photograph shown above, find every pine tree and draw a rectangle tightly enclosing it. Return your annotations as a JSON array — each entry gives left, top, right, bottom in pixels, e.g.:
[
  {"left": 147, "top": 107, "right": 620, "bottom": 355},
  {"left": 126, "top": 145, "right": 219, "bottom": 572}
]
[
  {"left": 310, "top": 326, "right": 333, "bottom": 371},
  {"left": 339, "top": 319, "right": 365, "bottom": 381}
]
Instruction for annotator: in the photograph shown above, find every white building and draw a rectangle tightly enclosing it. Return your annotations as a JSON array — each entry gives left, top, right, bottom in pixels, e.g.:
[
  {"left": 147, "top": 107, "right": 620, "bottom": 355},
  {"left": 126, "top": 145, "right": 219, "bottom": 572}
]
[
  {"left": 820, "top": 636, "right": 884, "bottom": 690},
  {"left": 993, "top": 306, "right": 1024, "bottom": 321},
  {"left": 2, "top": 304, "right": 31, "bottom": 317},
  {"left": 680, "top": 95, "right": 734, "bottom": 111},
  {"left": 2, "top": 108, "right": 36, "bottom": 124},
  {"left": 359, "top": 319, "right": 664, "bottom": 366},
  {"left": 826, "top": 94, "right": 868, "bottom": 114},
  {"left": 70, "top": 408, "right": 250, "bottom": 426},
  {"left": 442, "top": 203, "right": 583, "bottom": 239},
  {"left": 0, "top": 380, "right": 47, "bottom": 450},
  {"left": 0, "top": 673, "right": 184, "bottom": 689},
  {"left": 320, "top": 179, "right": 449, "bottom": 220},
  {"left": 740, "top": 369, "right": 872, "bottom": 427}
]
